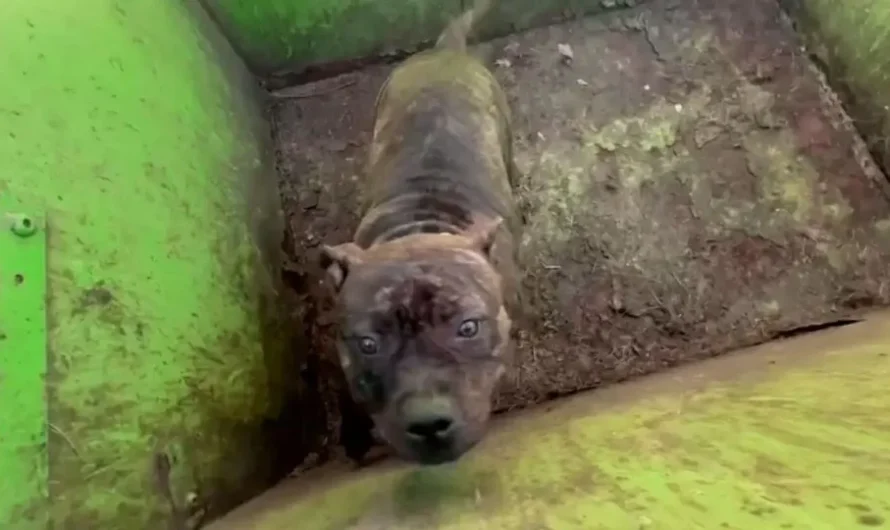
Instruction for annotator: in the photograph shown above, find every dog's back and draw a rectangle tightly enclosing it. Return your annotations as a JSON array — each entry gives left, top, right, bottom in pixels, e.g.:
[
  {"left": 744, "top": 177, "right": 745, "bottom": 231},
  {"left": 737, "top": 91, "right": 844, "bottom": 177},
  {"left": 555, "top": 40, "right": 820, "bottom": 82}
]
[
  {"left": 355, "top": 0, "right": 517, "bottom": 258},
  {"left": 320, "top": 0, "right": 521, "bottom": 465}
]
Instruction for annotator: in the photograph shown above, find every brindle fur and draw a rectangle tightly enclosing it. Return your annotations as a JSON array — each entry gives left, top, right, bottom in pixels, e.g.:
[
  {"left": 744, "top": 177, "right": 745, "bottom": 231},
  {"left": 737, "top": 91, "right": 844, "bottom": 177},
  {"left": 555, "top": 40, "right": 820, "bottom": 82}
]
[{"left": 320, "top": 0, "right": 519, "bottom": 465}]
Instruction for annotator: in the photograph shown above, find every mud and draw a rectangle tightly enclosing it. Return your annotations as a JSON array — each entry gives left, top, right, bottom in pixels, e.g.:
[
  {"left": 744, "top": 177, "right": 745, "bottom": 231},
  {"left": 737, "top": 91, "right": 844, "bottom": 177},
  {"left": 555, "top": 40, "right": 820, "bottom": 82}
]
[{"left": 272, "top": 0, "right": 890, "bottom": 467}]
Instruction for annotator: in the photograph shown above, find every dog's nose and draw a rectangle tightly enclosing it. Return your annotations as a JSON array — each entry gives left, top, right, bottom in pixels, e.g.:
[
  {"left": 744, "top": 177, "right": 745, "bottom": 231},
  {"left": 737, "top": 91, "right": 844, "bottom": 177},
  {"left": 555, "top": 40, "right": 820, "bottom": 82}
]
[
  {"left": 402, "top": 397, "right": 457, "bottom": 442},
  {"left": 406, "top": 417, "right": 454, "bottom": 440}
]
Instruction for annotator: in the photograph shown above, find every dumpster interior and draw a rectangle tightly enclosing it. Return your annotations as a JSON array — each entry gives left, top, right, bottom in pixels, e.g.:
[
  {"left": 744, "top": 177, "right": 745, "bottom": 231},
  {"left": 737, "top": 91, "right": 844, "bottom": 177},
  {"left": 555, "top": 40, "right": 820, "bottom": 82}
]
[
  {"left": 268, "top": 0, "right": 890, "bottom": 491},
  {"left": 10, "top": 0, "right": 890, "bottom": 526}
]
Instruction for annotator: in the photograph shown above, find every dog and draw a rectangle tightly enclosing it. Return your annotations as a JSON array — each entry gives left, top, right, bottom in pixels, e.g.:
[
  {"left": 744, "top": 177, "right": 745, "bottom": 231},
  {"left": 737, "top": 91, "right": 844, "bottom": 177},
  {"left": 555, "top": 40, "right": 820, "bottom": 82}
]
[{"left": 320, "top": 0, "right": 520, "bottom": 465}]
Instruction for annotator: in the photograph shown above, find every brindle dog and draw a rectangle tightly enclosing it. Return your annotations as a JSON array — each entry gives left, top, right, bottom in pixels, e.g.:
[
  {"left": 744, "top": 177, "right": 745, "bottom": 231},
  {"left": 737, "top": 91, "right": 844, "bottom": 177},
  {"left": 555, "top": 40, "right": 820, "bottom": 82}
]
[{"left": 320, "top": 0, "right": 520, "bottom": 465}]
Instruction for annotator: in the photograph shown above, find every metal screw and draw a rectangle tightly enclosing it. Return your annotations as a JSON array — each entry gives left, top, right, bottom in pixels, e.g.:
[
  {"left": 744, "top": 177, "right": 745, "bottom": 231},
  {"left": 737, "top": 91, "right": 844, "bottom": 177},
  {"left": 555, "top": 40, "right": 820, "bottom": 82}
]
[{"left": 9, "top": 214, "right": 37, "bottom": 237}]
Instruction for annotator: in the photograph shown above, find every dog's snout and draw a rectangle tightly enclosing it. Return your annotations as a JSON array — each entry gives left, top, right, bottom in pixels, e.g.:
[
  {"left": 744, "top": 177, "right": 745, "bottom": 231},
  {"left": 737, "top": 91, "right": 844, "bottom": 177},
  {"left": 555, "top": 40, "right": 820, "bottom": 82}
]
[{"left": 402, "top": 396, "right": 457, "bottom": 442}]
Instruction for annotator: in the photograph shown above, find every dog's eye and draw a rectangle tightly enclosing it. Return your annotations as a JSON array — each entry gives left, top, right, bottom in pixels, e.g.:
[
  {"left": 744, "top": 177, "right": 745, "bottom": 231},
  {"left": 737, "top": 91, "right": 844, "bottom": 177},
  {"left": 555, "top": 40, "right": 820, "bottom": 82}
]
[
  {"left": 457, "top": 319, "right": 480, "bottom": 338},
  {"left": 358, "top": 336, "right": 379, "bottom": 355}
]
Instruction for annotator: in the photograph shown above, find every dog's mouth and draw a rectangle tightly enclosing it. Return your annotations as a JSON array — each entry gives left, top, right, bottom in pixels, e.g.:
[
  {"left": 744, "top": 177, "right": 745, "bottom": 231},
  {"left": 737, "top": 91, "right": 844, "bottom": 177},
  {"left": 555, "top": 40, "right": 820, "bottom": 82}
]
[{"left": 396, "top": 427, "right": 480, "bottom": 465}]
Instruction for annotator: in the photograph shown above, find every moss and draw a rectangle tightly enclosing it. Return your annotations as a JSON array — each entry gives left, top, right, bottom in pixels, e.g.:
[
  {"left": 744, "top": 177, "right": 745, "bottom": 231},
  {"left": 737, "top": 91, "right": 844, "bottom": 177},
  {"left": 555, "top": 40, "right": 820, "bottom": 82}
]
[
  {"left": 746, "top": 132, "right": 819, "bottom": 224},
  {"left": 783, "top": 0, "right": 890, "bottom": 176},
  {"left": 525, "top": 95, "right": 708, "bottom": 250}
]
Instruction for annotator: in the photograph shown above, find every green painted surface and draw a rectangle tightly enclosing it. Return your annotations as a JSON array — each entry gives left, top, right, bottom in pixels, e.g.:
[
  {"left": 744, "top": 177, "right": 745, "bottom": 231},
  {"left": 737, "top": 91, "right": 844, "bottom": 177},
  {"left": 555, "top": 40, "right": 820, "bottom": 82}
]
[
  {"left": 204, "top": 0, "right": 461, "bottom": 75},
  {"left": 1, "top": 0, "right": 284, "bottom": 527},
  {"left": 211, "top": 314, "right": 890, "bottom": 529},
  {"left": 784, "top": 0, "right": 890, "bottom": 173},
  {"left": 0, "top": 215, "right": 49, "bottom": 530},
  {"left": 202, "top": 0, "right": 638, "bottom": 76}
]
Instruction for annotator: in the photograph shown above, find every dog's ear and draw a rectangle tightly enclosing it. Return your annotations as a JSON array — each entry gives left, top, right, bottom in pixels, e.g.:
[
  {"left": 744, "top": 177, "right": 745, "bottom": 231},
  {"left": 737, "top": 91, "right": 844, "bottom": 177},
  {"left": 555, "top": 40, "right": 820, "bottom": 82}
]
[
  {"left": 465, "top": 216, "right": 503, "bottom": 259},
  {"left": 320, "top": 242, "right": 365, "bottom": 291}
]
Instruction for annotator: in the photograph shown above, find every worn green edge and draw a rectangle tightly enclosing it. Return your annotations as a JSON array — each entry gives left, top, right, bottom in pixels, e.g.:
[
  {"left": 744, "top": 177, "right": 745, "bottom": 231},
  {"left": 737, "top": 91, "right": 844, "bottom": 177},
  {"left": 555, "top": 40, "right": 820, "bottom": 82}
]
[
  {"left": 0, "top": 217, "right": 49, "bottom": 529},
  {"left": 202, "top": 0, "right": 642, "bottom": 77},
  {"left": 212, "top": 314, "right": 890, "bottom": 529},
  {"left": 782, "top": 0, "right": 890, "bottom": 175},
  {"left": 1, "top": 0, "right": 285, "bottom": 527}
]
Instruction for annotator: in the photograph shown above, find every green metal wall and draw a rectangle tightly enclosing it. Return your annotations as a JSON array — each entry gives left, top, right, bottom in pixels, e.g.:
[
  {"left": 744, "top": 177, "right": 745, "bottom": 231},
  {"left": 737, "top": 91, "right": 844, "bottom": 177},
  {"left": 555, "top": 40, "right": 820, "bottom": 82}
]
[
  {"left": 0, "top": 0, "right": 287, "bottom": 528},
  {"left": 201, "top": 0, "right": 641, "bottom": 77}
]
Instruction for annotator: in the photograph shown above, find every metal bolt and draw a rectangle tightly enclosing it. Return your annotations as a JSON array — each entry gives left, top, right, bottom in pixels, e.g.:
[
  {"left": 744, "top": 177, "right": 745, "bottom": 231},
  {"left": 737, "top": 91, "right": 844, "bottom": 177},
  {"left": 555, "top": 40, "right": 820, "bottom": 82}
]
[{"left": 9, "top": 214, "right": 37, "bottom": 237}]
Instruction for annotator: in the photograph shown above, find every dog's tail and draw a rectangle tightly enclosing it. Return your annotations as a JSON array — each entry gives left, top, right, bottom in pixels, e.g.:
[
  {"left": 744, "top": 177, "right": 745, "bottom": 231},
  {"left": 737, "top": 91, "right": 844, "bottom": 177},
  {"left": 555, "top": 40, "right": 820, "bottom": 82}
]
[{"left": 435, "top": 0, "right": 495, "bottom": 52}]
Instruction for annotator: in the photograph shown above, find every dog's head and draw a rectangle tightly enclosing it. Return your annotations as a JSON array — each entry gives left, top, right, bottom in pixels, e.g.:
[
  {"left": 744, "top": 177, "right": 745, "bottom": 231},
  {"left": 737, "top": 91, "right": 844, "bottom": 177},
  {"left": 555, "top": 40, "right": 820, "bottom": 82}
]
[{"left": 321, "top": 218, "right": 511, "bottom": 465}]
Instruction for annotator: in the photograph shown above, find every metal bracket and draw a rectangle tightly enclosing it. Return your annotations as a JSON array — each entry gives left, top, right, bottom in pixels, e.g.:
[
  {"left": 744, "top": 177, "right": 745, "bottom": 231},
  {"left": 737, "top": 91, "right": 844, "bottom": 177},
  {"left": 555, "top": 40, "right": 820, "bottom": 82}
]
[{"left": 0, "top": 211, "right": 49, "bottom": 528}]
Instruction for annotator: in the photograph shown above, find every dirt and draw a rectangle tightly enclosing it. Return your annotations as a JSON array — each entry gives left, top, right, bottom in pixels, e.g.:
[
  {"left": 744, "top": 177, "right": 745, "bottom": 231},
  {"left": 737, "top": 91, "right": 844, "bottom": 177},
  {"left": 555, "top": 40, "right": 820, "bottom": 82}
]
[{"left": 271, "top": 0, "right": 890, "bottom": 469}]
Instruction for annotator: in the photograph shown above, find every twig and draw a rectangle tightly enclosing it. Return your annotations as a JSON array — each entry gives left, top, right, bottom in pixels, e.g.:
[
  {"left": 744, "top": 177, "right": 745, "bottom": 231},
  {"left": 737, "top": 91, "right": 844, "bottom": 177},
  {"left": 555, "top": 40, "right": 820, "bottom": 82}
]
[
  {"left": 48, "top": 423, "right": 81, "bottom": 459},
  {"left": 270, "top": 79, "right": 357, "bottom": 99}
]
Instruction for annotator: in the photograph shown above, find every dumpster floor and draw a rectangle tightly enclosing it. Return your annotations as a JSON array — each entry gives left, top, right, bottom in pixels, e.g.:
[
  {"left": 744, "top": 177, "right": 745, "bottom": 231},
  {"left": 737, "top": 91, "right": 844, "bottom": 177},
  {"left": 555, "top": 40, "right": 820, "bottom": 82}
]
[
  {"left": 271, "top": 0, "right": 890, "bottom": 467},
  {"left": 209, "top": 311, "right": 890, "bottom": 529}
]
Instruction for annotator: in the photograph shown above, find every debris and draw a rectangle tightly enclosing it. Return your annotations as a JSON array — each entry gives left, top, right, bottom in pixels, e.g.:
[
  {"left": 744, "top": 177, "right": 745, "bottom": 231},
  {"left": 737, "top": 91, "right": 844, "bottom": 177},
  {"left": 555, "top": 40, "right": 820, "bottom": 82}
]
[
  {"left": 557, "top": 43, "right": 574, "bottom": 64},
  {"left": 326, "top": 139, "right": 348, "bottom": 152},
  {"left": 739, "top": 84, "right": 785, "bottom": 129},
  {"left": 748, "top": 63, "right": 774, "bottom": 84},
  {"left": 495, "top": 58, "right": 512, "bottom": 68},
  {"left": 754, "top": 110, "right": 786, "bottom": 129},
  {"left": 693, "top": 121, "right": 724, "bottom": 148},
  {"left": 270, "top": 76, "right": 357, "bottom": 99},
  {"left": 288, "top": 452, "right": 321, "bottom": 477},
  {"left": 577, "top": 79, "right": 589, "bottom": 86}
]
